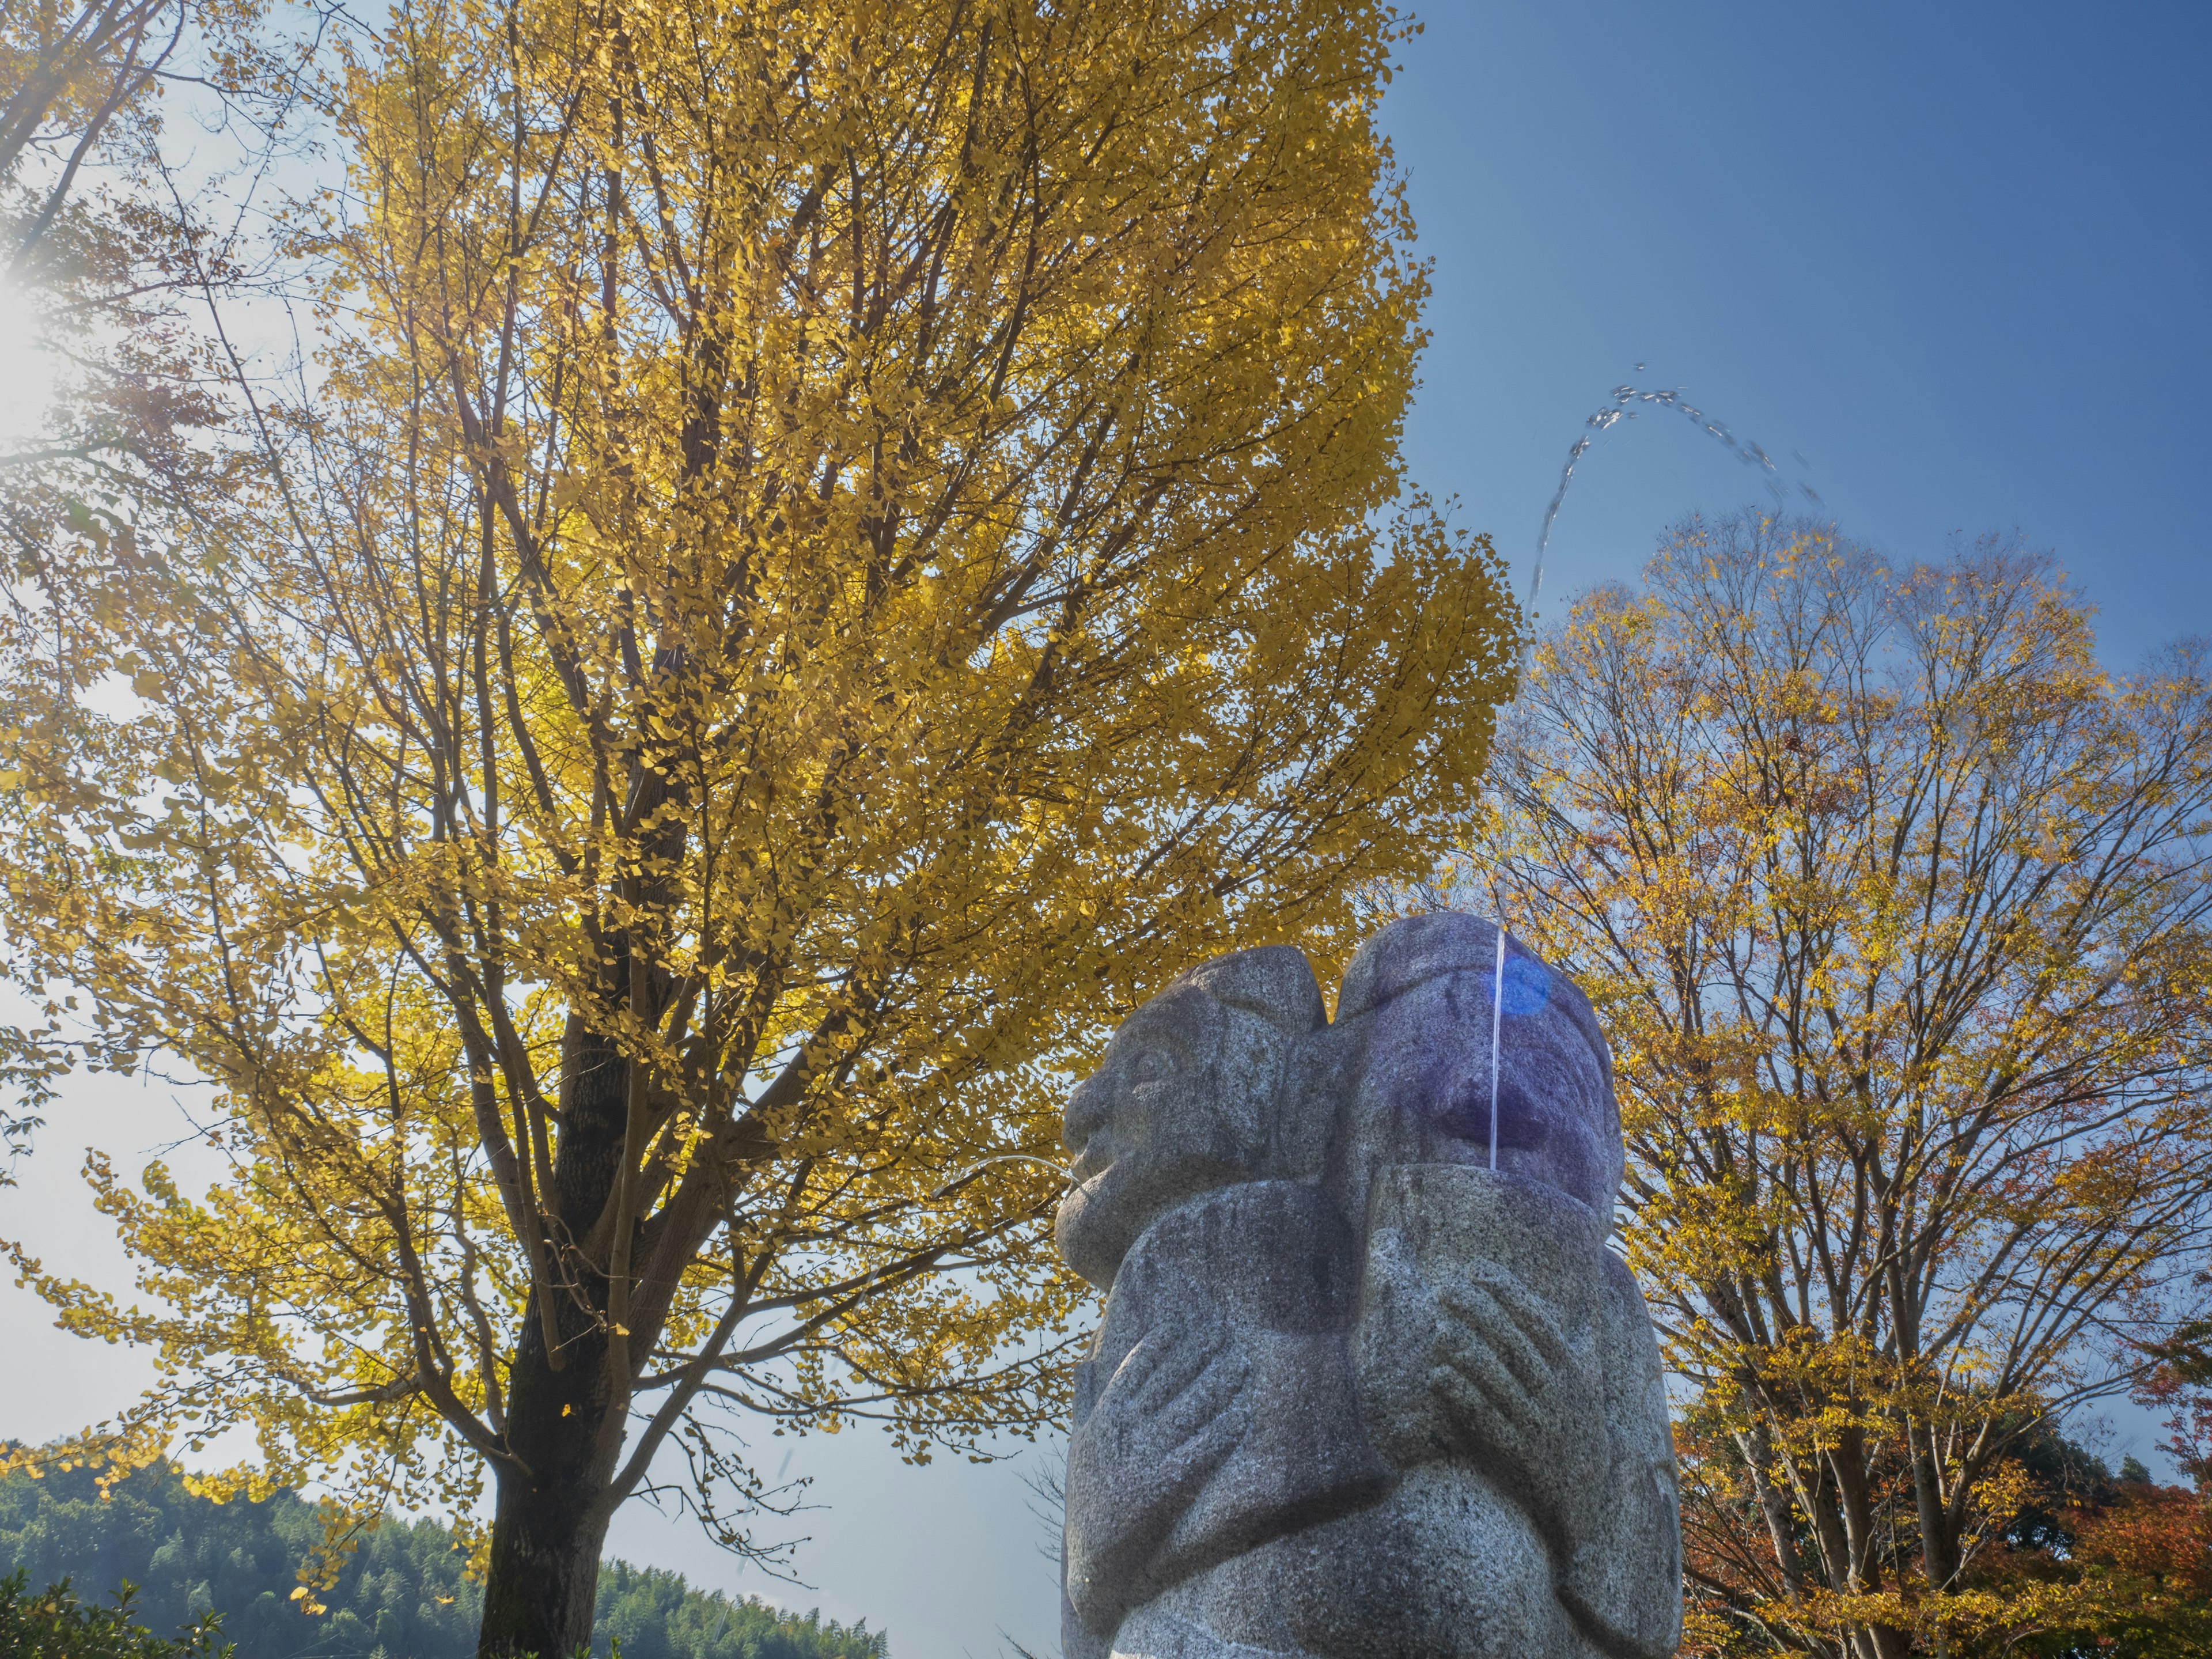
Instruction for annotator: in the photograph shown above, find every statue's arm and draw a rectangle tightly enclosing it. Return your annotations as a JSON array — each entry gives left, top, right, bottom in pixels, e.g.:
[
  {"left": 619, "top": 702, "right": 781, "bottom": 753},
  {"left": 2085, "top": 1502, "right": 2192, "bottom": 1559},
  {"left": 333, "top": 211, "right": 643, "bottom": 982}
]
[
  {"left": 1150, "top": 1326, "right": 1391, "bottom": 1581},
  {"left": 1063, "top": 1312, "right": 1251, "bottom": 1638},
  {"left": 1062, "top": 1558, "right": 1111, "bottom": 1659},
  {"left": 1359, "top": 1238, "right": 1609, "bottom": 1554},
  {"left": 1555, "top": 1256, "right": 1683, "bottom": 1659}
]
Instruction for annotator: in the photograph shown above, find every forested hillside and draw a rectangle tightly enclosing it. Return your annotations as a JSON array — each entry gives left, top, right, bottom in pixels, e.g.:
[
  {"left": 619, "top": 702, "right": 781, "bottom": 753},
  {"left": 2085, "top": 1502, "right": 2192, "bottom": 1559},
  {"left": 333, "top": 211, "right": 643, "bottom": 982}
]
[{"left": 0, "top": 1461, "right": 885, "bottom": 1658}]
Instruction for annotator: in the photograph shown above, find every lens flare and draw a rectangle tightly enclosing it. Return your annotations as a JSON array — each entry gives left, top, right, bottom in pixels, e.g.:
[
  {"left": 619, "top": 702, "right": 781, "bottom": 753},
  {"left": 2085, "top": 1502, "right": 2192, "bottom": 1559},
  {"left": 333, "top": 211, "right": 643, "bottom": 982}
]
[{"left": 0, "top": 289, "right": 60, "bottom": 449}]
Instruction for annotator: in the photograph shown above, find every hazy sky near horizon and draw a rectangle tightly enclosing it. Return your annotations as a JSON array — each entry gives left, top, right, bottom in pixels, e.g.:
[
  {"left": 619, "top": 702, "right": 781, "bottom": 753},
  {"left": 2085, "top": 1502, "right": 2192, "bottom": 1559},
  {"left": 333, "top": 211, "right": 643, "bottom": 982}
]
[{"left": 3, "top": 4, "right": 2207, "bottom": 1658}]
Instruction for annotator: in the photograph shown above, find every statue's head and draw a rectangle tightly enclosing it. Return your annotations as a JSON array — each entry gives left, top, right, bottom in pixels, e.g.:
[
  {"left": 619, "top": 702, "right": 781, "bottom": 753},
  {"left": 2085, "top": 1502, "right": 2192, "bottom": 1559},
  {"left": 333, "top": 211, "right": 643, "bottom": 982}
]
[
  {"left": 1328, "top": 912, "right": 1623, "bottom": 1221},
  {"left": 1055, "top": 945, "right": 1327, "bottom": 1289}
]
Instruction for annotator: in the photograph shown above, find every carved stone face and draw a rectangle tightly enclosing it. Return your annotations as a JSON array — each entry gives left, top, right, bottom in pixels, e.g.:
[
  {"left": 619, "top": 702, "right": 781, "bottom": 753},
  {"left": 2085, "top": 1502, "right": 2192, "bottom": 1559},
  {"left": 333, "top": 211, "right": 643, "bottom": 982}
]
[
  {"left": 1330, "top": 919, "right": 1624, "bottom": 1223},
  {"left": 1350, "top": 969, "right": 1614, "bottom": 1205},
  {"left": 1055, "top": 948, "right": 1324, "bottom": 1289},
  {"left": 1056, "top": 983, "right": 1256, "bottom": 1289}
]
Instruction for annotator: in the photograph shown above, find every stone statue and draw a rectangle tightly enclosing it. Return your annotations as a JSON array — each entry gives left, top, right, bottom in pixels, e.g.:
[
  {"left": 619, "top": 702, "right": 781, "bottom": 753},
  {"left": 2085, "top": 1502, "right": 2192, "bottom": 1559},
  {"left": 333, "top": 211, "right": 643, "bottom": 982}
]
[{"left": 1056, "top": 914, "right": 1681, "bottom": 1659}]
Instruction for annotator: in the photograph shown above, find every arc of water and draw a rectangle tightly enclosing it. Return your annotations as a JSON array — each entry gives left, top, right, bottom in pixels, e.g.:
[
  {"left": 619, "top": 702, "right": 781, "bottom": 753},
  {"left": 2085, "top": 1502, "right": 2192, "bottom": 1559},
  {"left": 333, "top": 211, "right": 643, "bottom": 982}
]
[
  {"left": 929, "top": 1152, "right": 1070, "bottom": 1202},
  {"left": 1521, "top": 380, "right": 1823, "bottom": 680},
  {"left": 1488, "top": 923, "right": 1506, "bottom": 1171}
]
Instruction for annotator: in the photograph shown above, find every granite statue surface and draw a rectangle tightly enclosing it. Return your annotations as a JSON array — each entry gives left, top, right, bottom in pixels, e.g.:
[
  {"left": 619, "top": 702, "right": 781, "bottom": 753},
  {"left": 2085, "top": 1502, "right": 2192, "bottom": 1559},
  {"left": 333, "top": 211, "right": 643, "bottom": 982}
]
[{"left": 1056, "top": 914, "right": 1681, "bottom": 1659}]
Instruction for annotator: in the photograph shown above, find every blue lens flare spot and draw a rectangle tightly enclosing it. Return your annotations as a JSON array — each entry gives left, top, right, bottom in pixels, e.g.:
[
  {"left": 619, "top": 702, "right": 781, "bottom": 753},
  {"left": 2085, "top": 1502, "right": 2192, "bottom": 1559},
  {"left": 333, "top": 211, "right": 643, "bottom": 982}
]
[{"left": 1499, "top": 956, "right": 1552, "bottom": 1019}]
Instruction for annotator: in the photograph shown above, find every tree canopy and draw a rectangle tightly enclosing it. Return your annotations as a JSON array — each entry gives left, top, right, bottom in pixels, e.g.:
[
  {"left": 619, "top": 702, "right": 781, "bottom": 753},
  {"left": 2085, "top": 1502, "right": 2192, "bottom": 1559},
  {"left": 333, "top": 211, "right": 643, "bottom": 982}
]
[
  {"left": 0, "top": 0, "right": 1516, "bottom": 1651},
  {"left": 1465, "top": 513, "right": 2212, "bottom": 1659}
]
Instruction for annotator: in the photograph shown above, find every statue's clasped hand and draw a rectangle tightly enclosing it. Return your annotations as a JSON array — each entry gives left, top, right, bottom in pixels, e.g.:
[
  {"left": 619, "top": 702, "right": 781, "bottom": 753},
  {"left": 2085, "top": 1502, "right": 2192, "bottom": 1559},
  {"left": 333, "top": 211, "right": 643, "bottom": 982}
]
[
  {"left": 1095, "top": 1313, "right": 1252, "bottom": 1481},
  {"left": 1427, "top": 1260, "right": 1604, "bottom": 1550},
  {"left": 1066, "top": 1312, "right": 1251, "bottom": 1631}
]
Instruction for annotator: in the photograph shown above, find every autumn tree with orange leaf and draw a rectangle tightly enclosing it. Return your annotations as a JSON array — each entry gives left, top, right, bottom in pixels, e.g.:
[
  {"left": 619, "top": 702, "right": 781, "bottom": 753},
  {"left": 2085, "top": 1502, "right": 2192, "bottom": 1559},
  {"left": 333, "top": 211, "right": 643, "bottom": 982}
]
[
  {"left": 1461, "top": 514, "right": 2212, "bottom": 1659},
  {"left": 0, "top": 3, "right": 1515, "bottom": 1654}
]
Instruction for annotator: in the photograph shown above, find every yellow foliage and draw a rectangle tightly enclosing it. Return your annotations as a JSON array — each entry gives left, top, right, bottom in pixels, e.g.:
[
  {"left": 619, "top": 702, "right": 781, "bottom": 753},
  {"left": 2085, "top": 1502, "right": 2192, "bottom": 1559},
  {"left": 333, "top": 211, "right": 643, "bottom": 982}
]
[
  {"left": 0, "top": 0, "right": 1512, "bottom": 1638},
  {"left": 1462, "top": 513, "right": 2212, "bottom": 1657}
]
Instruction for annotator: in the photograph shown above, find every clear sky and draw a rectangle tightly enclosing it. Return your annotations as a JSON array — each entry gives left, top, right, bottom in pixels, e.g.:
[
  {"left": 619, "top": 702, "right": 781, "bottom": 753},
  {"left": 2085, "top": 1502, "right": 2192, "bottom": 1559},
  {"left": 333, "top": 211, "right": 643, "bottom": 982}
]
[
  {"left": 1400, "top": 0, "right": 2210, "bottom": 671},
  {"left": 3, "top": 3, "right": 2207, "bottom": 1657}
]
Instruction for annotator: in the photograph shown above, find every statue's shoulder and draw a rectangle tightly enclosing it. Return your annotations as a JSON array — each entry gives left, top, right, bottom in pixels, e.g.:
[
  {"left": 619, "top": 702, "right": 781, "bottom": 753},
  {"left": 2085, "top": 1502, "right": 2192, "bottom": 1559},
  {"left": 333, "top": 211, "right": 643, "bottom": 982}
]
[
  {"left": 1594, "top": 1248, "right": 1662, "bottom": 1349},
  {"left": 1596, "top": 1247, "right": 1645, "bottom": 1310},
  {"left": 1113, "top": 1180, "right": 1351, "bottom": 1284},
  {"left": 1590, "top": 1248, "right": 1672, "bottom": 1443},
  {"left": 1107, "top": 1181, "right": 1359, "bottom": 1342}
]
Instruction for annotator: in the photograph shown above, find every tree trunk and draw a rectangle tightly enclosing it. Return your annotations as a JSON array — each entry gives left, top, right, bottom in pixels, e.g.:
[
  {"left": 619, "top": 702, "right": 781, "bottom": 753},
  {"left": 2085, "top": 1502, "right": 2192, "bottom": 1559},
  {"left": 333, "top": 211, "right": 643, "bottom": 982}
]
[
  {"left": 476, "top": 1289, "right": 622, "bottom": 1658},
  {"left": 479, "top": 1453, "right": 612, "bottom": 1657},
  {"left": 478, "top": 1015, "right": 632, "bottom": 1658},
  {"left": 1907, "top": 1424, "right": 1959, "bottom": 1592},
  {"left": 1738, "top": 1423, "right": 1806, "bottom": 1594}
]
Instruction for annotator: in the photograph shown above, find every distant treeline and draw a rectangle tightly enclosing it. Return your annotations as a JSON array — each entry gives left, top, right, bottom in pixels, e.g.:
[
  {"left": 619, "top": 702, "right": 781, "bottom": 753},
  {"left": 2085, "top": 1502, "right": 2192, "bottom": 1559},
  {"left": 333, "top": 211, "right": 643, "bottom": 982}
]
[{"left": 0, "top": 1460, "right": 886, "bottom": 1659}]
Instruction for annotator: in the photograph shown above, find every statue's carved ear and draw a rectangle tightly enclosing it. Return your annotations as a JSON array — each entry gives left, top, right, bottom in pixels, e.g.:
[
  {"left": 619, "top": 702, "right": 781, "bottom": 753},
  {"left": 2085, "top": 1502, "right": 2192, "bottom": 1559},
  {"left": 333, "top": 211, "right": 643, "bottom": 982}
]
[
  {"left": 1172, "top": 945, "right": 1324, "bottom": 1036},
  {"left": 1113, "top": 979, "right": 1224, "bottom": 1054}
]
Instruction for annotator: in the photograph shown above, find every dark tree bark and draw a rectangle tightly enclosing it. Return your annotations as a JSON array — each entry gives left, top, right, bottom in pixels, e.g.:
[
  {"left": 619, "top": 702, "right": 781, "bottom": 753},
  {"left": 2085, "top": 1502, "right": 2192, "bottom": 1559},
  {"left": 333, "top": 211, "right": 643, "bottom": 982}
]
[
  {"left": 477, "top": 1020, "right": 631, "bottom": 1659},
  {"left": 479, "top": 1421, "right": 615, "bottom": 1658}
]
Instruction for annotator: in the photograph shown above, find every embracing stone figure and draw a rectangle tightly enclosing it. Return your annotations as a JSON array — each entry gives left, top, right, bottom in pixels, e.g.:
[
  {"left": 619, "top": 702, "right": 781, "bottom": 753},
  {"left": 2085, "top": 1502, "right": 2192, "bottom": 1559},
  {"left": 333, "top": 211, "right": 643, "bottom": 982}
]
[{"left": 1056, "top": 915, "right": 1682, "bottom": 1659}]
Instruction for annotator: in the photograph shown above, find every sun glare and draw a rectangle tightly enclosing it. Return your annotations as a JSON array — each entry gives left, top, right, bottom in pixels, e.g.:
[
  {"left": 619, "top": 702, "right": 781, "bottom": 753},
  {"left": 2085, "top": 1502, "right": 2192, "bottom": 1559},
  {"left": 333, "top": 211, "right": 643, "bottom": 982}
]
[{"left": 0, "top": 288, "right": 62, "bottom": 449}]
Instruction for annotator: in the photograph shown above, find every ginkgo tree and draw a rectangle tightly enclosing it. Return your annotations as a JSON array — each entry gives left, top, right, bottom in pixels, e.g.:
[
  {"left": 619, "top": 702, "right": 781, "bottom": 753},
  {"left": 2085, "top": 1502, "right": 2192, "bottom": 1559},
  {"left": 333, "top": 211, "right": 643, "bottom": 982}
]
[
  {"left": 0, "top": 1, "right": 1516, "bottom": 1653},
  {"left": 1465, "top": 515, "right": 2212, "bottom": 1659}
]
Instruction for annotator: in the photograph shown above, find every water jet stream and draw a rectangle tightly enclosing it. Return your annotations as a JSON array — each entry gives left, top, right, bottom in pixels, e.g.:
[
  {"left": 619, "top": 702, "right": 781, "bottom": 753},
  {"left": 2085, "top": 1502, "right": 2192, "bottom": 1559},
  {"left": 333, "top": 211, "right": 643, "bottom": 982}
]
[{"left": 1525, "top": 376, "right": 1822, "bottom": 634}]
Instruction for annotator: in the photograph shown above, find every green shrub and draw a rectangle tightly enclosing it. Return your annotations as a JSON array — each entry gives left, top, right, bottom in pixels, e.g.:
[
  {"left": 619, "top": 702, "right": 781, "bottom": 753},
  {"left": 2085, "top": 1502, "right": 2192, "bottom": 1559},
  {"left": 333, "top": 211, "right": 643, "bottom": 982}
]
[{"left": 0, "top": 1567, "right": 229, "bottom": 1659}]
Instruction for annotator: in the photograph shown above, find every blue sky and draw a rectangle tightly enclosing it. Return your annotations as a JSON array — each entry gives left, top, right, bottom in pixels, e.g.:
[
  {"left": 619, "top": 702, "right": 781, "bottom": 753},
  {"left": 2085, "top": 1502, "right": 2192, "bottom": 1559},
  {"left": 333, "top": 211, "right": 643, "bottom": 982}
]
[
  {"left": 4, "top": 5, "right": 2207, "bottom": 1658},
  {"left": 1398, "top": 1, "right": 2209, "bottom": 668}
]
